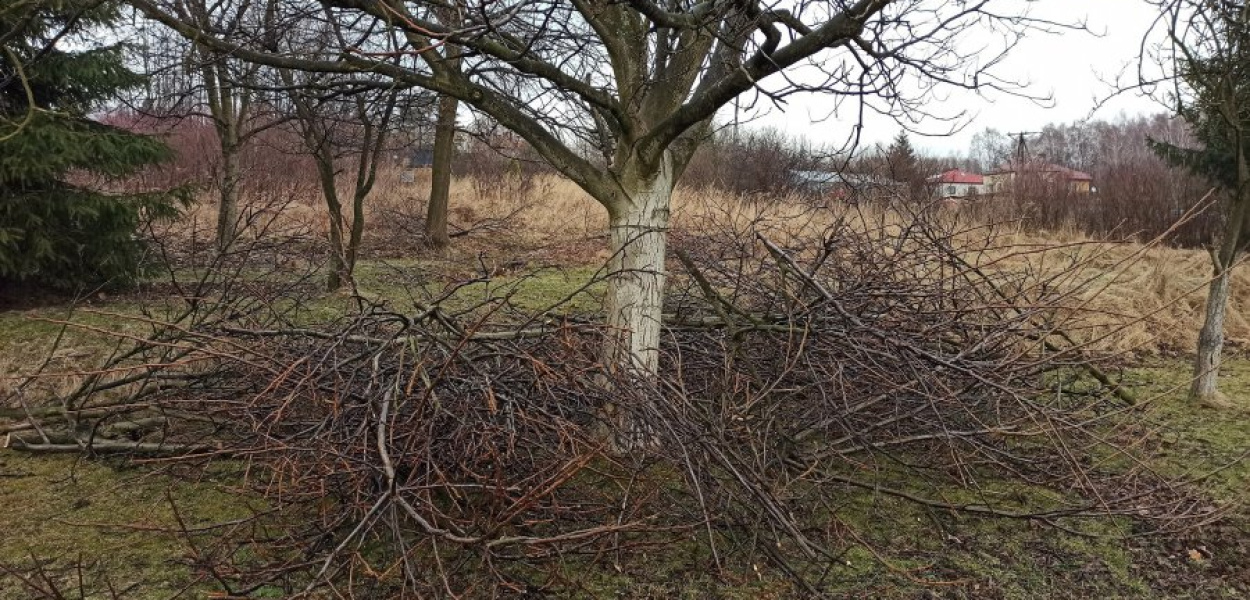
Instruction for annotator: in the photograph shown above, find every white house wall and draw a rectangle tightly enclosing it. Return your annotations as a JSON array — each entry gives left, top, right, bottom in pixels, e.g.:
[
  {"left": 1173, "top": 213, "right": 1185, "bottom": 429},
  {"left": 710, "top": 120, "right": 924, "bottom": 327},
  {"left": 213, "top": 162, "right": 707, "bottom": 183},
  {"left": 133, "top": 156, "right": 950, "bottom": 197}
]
[{"left": 936, "top": 183, "right": 985, "bottom": 198}]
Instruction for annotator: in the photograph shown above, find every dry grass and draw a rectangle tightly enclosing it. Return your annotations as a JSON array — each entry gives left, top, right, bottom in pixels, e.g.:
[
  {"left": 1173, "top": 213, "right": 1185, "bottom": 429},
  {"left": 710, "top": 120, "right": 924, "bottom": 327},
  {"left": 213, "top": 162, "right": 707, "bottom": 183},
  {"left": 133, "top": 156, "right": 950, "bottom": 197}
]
[
  {"left": 486, "top": 176, "right": 1241, "bottom": 356},
  {"left": 981, "top": 223, "right": 1250, "bottom": 356},
  {"left": 45, "top": 170, "right": 1250, "bottom": 363},
  {"left": 3, "top": 175, "right": 1248, "bottom": 600},
  {"left": 173, "top": 170, "right": 831, "bottom": 243}
]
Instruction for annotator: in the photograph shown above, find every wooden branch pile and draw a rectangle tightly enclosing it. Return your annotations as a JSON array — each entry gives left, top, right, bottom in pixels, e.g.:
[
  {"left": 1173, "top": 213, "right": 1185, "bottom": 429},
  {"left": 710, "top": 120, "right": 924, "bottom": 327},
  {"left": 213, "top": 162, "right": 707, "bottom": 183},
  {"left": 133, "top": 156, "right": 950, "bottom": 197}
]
[{"left": 0, "top": 205, "right": 1226, "bottom": 596}]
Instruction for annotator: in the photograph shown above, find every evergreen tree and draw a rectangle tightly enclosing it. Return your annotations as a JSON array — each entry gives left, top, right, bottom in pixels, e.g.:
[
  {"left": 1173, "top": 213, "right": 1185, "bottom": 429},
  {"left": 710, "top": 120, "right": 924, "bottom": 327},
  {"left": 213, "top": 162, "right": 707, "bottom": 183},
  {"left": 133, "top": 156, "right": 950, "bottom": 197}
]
[
  {"left": 0, "top": 0, "right": 184, "bottom": 290},
  {"left": 1147, "top": 85, "right": 1243, "bottom": 193},
  {"left": 887, "top": 131, "right": 917, "bottom": 168},
  {"left": 1146, "top": 0, "right": 1250, "bottom": 406},
  {"left": 886, "top": 130, "right": 922, "bottom": 198}
]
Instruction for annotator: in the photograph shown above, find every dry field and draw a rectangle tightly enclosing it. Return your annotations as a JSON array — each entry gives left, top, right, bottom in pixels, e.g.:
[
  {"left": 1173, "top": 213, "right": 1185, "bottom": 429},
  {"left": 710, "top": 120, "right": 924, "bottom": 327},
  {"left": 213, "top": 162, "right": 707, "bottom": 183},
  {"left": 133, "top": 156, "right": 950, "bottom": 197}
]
[
  {"left": 169, "top": 170, "right": 1250, "bottom": 356},
  {"left": 1, "top": 174, "right": 1247, "bottom": 599},
  {"left": 5, "top": 172, "right": 1249, "bottom": 413}
]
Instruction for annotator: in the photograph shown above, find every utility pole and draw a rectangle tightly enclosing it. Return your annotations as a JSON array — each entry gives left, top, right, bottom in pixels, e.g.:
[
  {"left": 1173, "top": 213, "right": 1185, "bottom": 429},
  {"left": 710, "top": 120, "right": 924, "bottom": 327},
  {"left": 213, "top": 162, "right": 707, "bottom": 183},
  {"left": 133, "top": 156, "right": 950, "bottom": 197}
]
[
  {"left": 1006, "top": 131, "right": 1040, "bottom": 198},
  {"left": 1007, "top": 131, "right": 1040, "bottom": 168}
]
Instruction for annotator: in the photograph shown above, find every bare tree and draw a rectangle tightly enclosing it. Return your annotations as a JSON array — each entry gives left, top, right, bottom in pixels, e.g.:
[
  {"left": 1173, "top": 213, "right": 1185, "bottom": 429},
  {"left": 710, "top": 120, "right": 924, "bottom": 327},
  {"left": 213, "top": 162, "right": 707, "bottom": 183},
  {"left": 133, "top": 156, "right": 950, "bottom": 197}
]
[
  {"left": 969, "top": 127, "right": 1012, "bottom": 173},
  {"left": 285, "top": 82, "right": 399, "bottom": 289},
  {"left": 271, "top": 16, "right": 411, "bottom": 290},
  {"left": 1144, "top": 0, "right": 1250, "bottom": 407},
  {"left": 201, "top": 54, "right": 257, "bottom": 249},
  {"left": 425, "top": 49, "right": 460, "bottom": 251},
  {"left": 134, "top": 1, "right": 277, "bottom": 250},
  {"left": 983, "top": 115, "right": 1215, "bottom": 247},
  {"left": 129, "top": 0, "right": 1061, "bottom": 382},
  {"left": 682, "top": 126, "right": 818, "bottom": 195}
]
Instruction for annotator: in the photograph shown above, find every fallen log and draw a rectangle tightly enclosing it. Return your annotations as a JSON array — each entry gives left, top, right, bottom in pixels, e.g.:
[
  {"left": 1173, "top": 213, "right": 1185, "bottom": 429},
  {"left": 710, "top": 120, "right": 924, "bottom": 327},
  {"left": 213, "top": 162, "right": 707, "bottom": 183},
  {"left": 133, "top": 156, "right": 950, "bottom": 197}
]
[{"left": 3, "top": 432, "right": 216, "bottom": 455}]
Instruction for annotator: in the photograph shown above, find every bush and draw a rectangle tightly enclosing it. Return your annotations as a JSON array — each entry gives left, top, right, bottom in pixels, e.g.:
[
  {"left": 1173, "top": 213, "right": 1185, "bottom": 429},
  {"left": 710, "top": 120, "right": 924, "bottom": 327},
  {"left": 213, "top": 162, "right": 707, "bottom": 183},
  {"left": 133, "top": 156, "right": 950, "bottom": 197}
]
[
  {"left": 683, "top": 127, "right": 818, "bottom": 196},
  {"left": 0, "top": 186, "right": 179, "bottom": 289}
]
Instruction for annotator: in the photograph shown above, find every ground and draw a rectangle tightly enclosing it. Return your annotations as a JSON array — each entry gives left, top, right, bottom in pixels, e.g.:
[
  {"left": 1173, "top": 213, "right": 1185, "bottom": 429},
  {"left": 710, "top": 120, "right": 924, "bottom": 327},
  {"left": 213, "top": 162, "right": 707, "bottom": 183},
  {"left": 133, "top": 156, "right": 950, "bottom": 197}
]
[
  {"left": 1, "top": 224, "right": 1248, "bottom": 597},
  {"left": 2, "top": 185, "right": 1250, "bottom": 597},
  {"left": 0, "top": 352, "right": 1245, "bottom": 598}
]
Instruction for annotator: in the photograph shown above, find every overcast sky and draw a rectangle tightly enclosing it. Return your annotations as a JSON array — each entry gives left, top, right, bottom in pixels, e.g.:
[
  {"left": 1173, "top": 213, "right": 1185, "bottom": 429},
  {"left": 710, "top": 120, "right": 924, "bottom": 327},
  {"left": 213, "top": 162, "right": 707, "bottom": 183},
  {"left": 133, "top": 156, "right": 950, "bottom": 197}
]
[{"left": 756, "top": 0, "right": 1167, "bottom": 157}]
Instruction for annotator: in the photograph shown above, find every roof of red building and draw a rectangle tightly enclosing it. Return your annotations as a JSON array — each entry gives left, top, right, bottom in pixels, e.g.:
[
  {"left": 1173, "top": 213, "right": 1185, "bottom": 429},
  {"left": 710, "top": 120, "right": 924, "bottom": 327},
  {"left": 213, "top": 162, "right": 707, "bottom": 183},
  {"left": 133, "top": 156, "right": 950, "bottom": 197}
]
[
  {"left": 927, "top": 169, "right": 984, "bottom": 185},
  {"left": 1061, "top": 167, "right": 1094, "bottom": 181}
]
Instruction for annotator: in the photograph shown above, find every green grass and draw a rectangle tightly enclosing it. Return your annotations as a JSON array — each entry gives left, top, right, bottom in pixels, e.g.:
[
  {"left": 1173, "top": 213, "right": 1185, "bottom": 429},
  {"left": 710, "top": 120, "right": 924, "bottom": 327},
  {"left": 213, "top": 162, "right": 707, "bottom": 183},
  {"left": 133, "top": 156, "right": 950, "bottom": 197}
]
[
  {"left": 1121, "top": 361, "right": 1250, "bottom": 499},
  {"left": 351, "top": 260, "right": 606, "bottom": 315},
  {"left": 0, "top": 304, "right": 146, "bottom": 356},
  {"left": 0, "top": 454, "right": 254, "bottom": 599},
  {"left": 1, "top": 263, "right": 1247, "bottom": 598},
  {"left": 249, "top": 261, "right": 607, "bottom": 328},
  {"left": 1, "top": 261, "right": 604, "bottom": 385},
  {"left": 0, "top": 394, "right": 1242, "bottom": 598}
]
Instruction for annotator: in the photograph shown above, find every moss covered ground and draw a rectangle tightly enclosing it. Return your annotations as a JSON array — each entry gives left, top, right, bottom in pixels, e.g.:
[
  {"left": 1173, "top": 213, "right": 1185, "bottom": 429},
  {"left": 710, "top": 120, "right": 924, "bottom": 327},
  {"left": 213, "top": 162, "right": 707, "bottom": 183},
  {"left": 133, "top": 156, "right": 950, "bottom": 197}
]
[{"left": 0, "top": 263, "right": 1246, "bottom": 598}]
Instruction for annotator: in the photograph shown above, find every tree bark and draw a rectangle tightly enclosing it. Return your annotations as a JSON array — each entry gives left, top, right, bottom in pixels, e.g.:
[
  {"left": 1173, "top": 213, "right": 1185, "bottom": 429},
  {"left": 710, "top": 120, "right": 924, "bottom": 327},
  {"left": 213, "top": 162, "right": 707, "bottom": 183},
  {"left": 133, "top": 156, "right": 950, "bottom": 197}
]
[
  {"left": 1192, "top": 259, "right": 1233, "bottom": 406},
  {"left": 425, "top": 93, "right": 458, "bottom": 250},
  {"left": 216, "top": 137, "right": 242, "bottom": 250},
  {"left": 595, "top": 157, "right": 674, "bottom": 452},
  {"left": 425, "top": 50, "right": 461, "bottom": 251},
  {"left": 602, "top": 158, "right": 674, "bottom": 377},
  {"left": 202, "top": 60, "right": 249, "bottom": 252},
  {"left": 325, "top": 211, "right": 349, "bottom": 292},
  {"left": 314, "top": 155, "right": 350, "bottom": 291},
  {"left": 1191, "top": 195, "right": 1246, "bottom": 407},
  {"left": 1191, "top": 114, "right": 1250, "bottom": 407},
  {"left": 347, "top": 188, "right": 365, "bottom": 278}
]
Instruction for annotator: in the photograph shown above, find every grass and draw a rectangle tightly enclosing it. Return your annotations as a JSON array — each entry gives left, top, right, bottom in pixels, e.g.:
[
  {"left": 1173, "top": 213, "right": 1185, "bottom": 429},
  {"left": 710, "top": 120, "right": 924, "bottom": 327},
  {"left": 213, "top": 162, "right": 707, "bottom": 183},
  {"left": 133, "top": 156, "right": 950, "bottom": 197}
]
[
  {"left": 0, "top": 454, "right": 254, "bottom": 599},
  {"left": 2, "top": 183, "right": 1248, "bottom": 597},
  {"left": 1122, "top": 361, "right": 1250, "bottom": 499},
  {"left": 171, "top": 170, "right": 1250, "bottom": 356},
  {"left": 0, "top": 302, "right": 155, "bottom": 402},
  {"left": 2, "top": 308, "right": 1245, "bottom": 598},
  {"left": 351, "top": 259, "right": 606, "bottom": 315},
  {"left": 0, "top": 258, "right": 603, "bottom": 396},
  {"left": 490, "top": 390, "right": 1245, "bottom": 599}
]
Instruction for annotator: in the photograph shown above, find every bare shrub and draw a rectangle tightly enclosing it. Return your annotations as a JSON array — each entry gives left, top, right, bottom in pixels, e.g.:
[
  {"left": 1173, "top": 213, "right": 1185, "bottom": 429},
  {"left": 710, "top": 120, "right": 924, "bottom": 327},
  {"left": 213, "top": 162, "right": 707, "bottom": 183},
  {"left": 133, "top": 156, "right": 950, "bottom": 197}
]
[
  {"left": 683, "top": 127, "right": 820, "bottom": 197},
  {"left": 454, "top": 124, "right": 552, "bottom": 201}
]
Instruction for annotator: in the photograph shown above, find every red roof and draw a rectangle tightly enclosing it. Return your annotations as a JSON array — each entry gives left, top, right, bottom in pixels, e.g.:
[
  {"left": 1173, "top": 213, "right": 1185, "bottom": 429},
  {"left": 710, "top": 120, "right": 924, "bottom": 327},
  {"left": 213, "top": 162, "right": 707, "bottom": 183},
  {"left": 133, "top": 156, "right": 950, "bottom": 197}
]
[
  {"left": 1061, "top": 167, "right": 1094, "bottom": 182},
  {"left": 928, "top": 169, "right": 984, "bottom": 185}
]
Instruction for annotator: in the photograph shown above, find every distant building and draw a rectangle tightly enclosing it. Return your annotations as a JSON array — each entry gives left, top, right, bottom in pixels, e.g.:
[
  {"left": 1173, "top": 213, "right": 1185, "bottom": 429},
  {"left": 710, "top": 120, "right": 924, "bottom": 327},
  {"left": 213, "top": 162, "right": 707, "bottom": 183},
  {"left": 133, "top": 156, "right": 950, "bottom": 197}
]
[
  {"left": 927, "top": 169, "right": 985, "bottom": 199},
  {"left": 790, "top": 170, "right": 903, "bottom": 202},
  {"left": 983, "top": 161, "right": 1093, "bottom": 195},
  {"left": 407, "top": 147, "right": 435, "bottom": 168}
]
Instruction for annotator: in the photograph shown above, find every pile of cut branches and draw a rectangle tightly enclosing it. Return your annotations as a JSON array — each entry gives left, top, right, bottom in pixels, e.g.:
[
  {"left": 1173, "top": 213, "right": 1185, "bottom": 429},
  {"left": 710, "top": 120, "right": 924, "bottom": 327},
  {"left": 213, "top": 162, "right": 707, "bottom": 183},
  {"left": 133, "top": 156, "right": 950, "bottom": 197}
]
[{"left": 1, "top": 205, "right": 1227, "bottom": 597}]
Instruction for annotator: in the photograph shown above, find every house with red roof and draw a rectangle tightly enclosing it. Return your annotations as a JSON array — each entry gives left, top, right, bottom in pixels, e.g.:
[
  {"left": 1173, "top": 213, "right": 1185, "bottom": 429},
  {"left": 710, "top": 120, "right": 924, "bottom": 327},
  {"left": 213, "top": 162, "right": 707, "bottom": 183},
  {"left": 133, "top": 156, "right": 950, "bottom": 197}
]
[
  {"left": 983, "top": 160, "right": 1094, "bottom": 195},
  {"left": 927, "top": 169, "right": 985, "bottom": 199}
]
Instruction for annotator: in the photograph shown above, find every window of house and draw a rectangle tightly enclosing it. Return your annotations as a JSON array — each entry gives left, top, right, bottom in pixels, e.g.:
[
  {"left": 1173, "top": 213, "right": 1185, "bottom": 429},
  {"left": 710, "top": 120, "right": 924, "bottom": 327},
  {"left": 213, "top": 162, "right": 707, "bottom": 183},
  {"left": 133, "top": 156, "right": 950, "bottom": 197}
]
[{"left": 947, "top": 185, "right": 956, "bottom": 194}]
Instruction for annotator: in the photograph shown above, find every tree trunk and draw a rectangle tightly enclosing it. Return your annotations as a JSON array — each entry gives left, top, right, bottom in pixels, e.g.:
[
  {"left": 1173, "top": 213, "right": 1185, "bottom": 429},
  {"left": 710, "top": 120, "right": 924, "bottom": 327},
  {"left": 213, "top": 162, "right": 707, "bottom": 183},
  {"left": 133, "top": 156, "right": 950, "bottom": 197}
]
[
  {"left": 326, "top": 214, "right": 348, "bottom": 291},
  {"left": 347, "top": 189, "right": 365, "bottom": 276},
  {"left": 425, "top": 90, "right": 459, "bottom": 250},
  {"left": 325, "top": 214, "right": 348, "bottom": 291},
  {"left": 315, "top": 157, "right": 350, "bottom": 291},
  {"left": 596, "top": 158, "right": 674, "bottom": 452},
  {"left": 216, "top": 140, "right": 242, "bottom": 250},
  {"left": 1192, "top": 259, "right": 1233, "bottom": 406},
  {"left": 1190, "top": 196, "right": 1246, "bottom": 407},
  {"left": 602, "top": 160, "right": 674, "bottom": 377}
]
